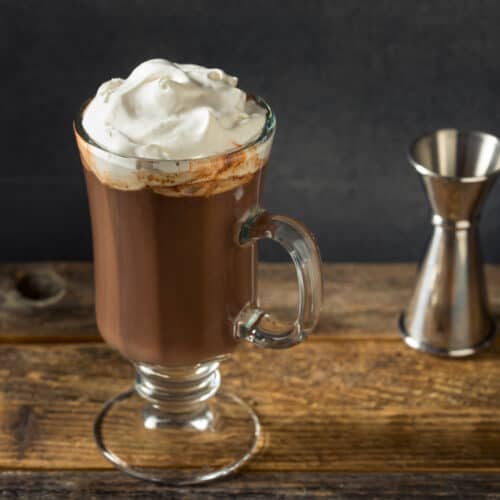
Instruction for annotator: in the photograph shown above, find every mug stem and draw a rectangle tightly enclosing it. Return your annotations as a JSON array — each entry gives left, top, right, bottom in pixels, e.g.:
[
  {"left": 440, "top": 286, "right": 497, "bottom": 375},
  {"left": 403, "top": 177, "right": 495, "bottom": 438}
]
[
  {"left": 93, "top": 357, "right": 261, "bottom": 485},
  {"left": 134, "top": 361, "right": 221, "bottom": 428}
]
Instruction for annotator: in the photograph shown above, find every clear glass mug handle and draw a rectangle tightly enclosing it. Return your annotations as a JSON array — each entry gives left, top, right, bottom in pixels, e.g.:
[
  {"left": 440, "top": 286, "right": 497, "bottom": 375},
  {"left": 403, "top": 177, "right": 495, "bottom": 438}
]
[{"left": 235, "top": 208, "right": 323, "bottom": 349}]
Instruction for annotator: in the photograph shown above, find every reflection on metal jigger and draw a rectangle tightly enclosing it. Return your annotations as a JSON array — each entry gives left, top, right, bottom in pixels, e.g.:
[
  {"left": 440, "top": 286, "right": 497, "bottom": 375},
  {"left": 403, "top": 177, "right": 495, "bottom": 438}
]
[{"left": 400, "top": 129, "right": 500, "bottom": 357}]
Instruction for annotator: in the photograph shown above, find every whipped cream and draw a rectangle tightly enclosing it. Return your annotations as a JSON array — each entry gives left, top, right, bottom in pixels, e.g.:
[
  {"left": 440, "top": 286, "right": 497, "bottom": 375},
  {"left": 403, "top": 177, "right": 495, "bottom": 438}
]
[{"left": 82, "top": 59, "right": 267, "bottom": 159}]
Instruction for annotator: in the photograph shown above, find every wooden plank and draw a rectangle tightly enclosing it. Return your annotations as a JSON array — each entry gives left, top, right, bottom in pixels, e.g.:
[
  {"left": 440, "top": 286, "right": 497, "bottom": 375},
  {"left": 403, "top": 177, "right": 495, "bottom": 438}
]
[
  {"left": 0, "top": 262, "right": 98, "bottom": 342},
  {"left": 278, "top": 261, "right": 499, "bottom": 338},
  {"left": 1, "top": 262, "right": 499, "bottom": 495},
  {"left": 4, "top": 261, "right": 500, "bottom": 342},
  {"left": 0, "top": 471, "right": 499, "bottom": 499},
  {"left": 0, "top": 339, "right": 499, "bottom": 472}
]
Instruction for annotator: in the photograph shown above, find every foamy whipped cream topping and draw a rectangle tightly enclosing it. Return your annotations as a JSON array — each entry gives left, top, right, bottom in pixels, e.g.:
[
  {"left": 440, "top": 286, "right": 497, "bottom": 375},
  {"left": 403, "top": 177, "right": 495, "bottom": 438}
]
[{"left": 82, "top": 59, "right": 267, "bottom": 159}]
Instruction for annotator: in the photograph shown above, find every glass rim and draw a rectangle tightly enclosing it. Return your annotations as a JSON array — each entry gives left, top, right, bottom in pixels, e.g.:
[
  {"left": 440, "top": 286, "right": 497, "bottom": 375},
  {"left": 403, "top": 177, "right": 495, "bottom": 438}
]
[{"left": 73, "top": 94, "right": 276, "bottom": 164}]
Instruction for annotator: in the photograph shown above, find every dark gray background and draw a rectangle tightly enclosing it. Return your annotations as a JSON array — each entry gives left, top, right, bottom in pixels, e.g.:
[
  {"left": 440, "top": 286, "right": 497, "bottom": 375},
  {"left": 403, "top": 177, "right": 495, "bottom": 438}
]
[{"left": 2, "top": 0, "right": 500, "bottom": 262}]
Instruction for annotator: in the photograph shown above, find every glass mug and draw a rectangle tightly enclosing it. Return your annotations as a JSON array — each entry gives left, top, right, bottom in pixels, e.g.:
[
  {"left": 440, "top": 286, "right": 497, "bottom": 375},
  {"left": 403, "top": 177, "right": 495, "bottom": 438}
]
[{"left": 74, "top": 96, "right": 322, "bottom": 484}]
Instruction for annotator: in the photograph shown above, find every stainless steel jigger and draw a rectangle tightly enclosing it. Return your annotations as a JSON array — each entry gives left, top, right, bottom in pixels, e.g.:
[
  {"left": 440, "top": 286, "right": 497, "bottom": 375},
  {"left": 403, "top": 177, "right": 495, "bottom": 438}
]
[{"left": 400, "top": 129, "right": 500, "bottom": 357}]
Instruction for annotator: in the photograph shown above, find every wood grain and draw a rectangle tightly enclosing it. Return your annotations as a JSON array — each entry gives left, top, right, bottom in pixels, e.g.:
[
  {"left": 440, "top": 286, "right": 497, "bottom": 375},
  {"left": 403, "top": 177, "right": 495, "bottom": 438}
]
[
  {"left": 1, "top": 261, "right": 499, "bottom": 342},
  {"left": 1, "top": 262, "right": 499, "bottom": 497},
  {"left": 0, "top": 262, "right": 98, "bottom": 342},
  {"left": 1, "top": 471, "right": 499, "bottom": 499},
  {"left": 0, "top": 339, "right": 499, "bottom": 472}
]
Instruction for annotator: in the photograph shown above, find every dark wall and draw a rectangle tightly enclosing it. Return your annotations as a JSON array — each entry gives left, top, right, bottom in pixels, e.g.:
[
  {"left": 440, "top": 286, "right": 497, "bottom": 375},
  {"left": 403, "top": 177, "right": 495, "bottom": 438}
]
[{"left": 2, "top": 0, "right": 500, "bottom": 262}]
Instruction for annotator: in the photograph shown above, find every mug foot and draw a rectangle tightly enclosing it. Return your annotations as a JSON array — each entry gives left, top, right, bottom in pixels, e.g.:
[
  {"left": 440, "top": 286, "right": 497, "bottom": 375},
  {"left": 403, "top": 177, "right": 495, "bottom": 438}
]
[{"left": 94, "top": 389, "right": 261, "bottom": 485}]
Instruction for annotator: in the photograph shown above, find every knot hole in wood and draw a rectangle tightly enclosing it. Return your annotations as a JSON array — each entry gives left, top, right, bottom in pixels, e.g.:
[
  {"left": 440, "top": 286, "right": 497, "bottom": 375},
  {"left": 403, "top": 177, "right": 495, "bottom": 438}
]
[{"left": 14, "top": 270, "right": 66, "bottom": 307}]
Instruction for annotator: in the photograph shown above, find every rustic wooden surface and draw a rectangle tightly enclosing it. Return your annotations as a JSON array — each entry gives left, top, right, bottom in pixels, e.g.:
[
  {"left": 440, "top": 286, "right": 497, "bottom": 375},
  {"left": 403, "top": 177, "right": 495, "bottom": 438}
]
[
  {"left": 0, "top": 262, "right": 96, "bottom": 342},
  {"left": 1, "top": 472, "right": 500, "bottom": 500},
  {"left": 0, "top": 262, "right": 499, "bottom": 498}
]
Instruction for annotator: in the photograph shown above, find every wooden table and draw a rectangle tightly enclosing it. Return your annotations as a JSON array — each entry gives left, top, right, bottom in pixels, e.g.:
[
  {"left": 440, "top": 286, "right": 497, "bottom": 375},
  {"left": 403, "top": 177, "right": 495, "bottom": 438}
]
[{"left": 0, "top": 262, "right": 499, "bottom": 498}]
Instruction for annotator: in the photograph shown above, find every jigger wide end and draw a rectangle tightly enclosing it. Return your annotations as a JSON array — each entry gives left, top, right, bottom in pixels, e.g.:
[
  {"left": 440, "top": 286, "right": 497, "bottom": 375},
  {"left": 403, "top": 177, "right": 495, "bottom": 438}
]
[{"left": 400, "top": 129, "right": 500, "bottom": 357}]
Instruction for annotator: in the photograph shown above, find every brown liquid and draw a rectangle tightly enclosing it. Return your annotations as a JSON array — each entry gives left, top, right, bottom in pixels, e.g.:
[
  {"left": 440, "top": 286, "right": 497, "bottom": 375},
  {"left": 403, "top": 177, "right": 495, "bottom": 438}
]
[{"left": 84, "top": 169, "right": 263, "bottom": 366}]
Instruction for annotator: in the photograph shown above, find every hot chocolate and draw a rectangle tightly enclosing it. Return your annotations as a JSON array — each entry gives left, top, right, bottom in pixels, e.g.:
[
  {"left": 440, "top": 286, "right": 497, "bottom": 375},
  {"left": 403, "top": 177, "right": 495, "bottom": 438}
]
[
  {"left": 75, "top": 59, "right": 322, "bottom": 485},
  {"left": 83, "top": 165, "right": 264, "bottom": 366},
  {"left": 76, "top": 59, "right": 271, "bottom": 366}
]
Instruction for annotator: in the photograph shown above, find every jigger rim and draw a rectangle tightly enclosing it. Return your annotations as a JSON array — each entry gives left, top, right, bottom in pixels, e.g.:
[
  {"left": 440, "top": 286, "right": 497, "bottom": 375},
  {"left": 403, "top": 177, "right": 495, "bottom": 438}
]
[{"left": 408, "top": 128, "right": 500, "bottom": 183}]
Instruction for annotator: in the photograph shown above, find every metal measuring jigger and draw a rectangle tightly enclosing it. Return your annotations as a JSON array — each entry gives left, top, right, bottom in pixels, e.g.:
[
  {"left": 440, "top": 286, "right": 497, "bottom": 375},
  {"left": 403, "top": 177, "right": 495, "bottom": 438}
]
[{"left": 400, "top": 129, "right": 500, "bottom": 357}]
